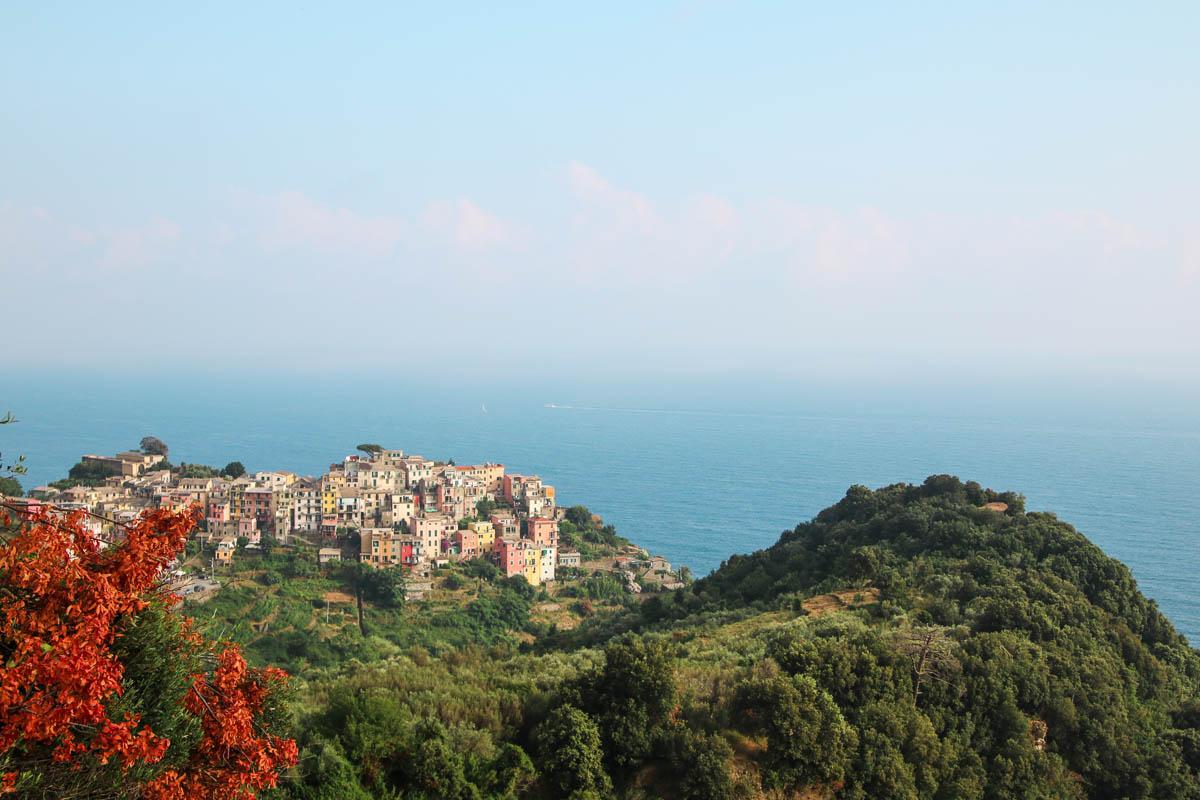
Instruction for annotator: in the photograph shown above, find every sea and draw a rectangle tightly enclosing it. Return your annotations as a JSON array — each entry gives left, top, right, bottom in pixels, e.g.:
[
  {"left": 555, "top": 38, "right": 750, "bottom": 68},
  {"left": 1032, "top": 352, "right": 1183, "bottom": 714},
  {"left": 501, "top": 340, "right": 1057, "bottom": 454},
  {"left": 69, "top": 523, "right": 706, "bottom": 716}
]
[{"left": 3, "top": 371, "right": 1198, "bottom": 643}]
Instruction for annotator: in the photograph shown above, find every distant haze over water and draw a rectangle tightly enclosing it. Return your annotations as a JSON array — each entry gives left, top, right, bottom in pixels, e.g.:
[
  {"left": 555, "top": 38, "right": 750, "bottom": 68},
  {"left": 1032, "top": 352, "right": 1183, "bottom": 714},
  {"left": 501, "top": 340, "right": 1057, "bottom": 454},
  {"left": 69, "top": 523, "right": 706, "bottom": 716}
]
[{"left": 5, "top": 371, "right": 1198, "bottom": 643}]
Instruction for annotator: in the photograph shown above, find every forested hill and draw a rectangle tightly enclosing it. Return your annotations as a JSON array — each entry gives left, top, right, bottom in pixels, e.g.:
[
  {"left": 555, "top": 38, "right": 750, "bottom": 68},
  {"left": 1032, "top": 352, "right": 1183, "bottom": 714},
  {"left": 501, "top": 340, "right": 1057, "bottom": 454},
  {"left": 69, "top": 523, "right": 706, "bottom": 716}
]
[
  {"left": 612, "top": 475, "right": 1200, "bottom": 798},
  {"left": 279, "top": 476, "right": 1200, "bottom": 799},
  {"left": 657, "top": 475, "right": 1185, "bottom": 649}
]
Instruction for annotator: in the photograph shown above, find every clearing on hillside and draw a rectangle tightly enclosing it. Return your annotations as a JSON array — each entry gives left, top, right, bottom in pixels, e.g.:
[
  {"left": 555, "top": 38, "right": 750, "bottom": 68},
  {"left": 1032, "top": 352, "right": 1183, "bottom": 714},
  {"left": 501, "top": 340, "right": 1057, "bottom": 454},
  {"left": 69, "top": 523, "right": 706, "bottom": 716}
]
[{"left": 801, "top": 587, "right": 881, "bottom": 617}]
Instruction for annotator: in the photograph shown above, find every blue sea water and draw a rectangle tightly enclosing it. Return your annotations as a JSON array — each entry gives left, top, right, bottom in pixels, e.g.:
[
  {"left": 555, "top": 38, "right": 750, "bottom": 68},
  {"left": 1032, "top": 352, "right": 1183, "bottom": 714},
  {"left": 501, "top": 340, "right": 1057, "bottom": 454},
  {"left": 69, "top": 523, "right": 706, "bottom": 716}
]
[{"left": 3, "top": 372, "right": 1198, "bottom": 643}]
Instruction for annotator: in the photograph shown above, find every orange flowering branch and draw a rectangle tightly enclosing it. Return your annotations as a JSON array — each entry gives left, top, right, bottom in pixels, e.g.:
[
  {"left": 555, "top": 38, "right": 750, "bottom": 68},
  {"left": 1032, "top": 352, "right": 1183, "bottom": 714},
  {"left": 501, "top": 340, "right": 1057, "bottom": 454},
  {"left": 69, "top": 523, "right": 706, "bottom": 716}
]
[
  {"left": 143, "top": 649, "right": 298, "bottom": 800},
  {"left": 0, "top": 505, "right": 296, "bottom": 798}
]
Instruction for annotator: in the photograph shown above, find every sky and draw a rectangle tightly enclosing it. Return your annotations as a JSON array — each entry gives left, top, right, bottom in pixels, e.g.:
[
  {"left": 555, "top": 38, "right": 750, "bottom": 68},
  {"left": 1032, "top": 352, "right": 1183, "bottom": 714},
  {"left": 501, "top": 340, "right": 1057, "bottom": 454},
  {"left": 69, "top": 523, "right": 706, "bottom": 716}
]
[{"left": 1, "top": 2, "right": 1198, "bottom": 385}]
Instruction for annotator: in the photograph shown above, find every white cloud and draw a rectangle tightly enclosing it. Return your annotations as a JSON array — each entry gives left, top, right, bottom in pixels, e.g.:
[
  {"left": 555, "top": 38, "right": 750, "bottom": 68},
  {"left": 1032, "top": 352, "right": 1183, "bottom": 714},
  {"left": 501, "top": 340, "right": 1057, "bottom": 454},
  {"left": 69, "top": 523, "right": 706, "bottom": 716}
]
[
  {"left": 753, "top": 202, "right": 911, "bottom": 279},
  {"left": 420, "top": 199, "right": 511, "bottom": 249},
  {"left": 100, "top": 219, "right": 182, "bottom": 269},
  {"left": 257, "top": 191, "right": 407, "bottom": 257},
  {"left": 252, "top": 191, "right": 513, "bottom": 257},
  {"left": 3, "top": 175, "right": 1196, "bottom": 376},
  {"left": 561, "top": 162, "right": 914, "bottom": 283},
  {"left": 567, "top": 161, "right": 660, "bottom": 235},
  {"left": 1182, "top": 235, "right": 1200, "bottom": 284},
  {"left": 0, "top": 205, "right": 181, "bottom": 273},
  {"left": 558, "top": 164, "right": 1191, "bottom": 299}
]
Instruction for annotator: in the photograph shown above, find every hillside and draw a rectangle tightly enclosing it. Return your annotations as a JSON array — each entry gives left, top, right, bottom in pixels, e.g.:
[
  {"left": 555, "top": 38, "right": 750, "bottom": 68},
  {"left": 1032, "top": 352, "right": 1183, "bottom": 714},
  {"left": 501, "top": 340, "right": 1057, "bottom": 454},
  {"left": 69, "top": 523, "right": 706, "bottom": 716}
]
[
  {"left": 180, "top": 505, "right": 644, "bottom": 676},
  {"left": 271, "top": 476, "right": 1200, "bottom": 799}
]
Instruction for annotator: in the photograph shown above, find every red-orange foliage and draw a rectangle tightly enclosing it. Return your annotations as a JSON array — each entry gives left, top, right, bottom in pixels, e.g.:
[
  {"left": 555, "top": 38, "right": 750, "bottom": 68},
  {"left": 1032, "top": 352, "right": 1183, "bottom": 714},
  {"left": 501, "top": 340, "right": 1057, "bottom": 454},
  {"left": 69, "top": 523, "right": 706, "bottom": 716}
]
[
  {"left": 142, "top": 648, "right": 299, "bottom": 800},
  {"left": 0, "top": 505, "right": 297, "bottom": 797}
]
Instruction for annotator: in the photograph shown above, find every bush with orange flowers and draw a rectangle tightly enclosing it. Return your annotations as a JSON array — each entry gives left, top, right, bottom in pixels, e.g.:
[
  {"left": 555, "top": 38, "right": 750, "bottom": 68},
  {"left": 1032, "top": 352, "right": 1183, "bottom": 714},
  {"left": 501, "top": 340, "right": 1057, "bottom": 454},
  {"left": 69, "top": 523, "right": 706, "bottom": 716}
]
[{"left": 0, "top": 504, "right": 296, "bottom": 798}]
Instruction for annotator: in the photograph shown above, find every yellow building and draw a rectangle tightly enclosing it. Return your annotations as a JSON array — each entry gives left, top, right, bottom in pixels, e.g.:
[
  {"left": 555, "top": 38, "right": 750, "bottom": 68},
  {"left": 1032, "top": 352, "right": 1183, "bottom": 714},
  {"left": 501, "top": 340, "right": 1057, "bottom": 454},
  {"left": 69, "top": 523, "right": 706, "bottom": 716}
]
[
  {"left": 522, "top": 543, "right": 542, "bottom": 586},
  {"left": 321, "top": 486, "right": 339, "bottom": 515},
  {"left": 469, "top": 520, "right": 495, "bottom": 551},
  {"left": 226, "top": 480, "right": 249, "bottom": 521},
  {"left": 214, "top": 536, "right": 236, "bottom": 565}
]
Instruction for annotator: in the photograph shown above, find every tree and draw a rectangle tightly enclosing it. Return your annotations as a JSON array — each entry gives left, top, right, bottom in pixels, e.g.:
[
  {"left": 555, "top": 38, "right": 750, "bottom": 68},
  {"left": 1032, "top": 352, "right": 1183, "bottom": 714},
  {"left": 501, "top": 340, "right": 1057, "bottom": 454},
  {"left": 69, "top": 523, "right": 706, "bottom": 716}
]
[
  {"left": 68, "top": 459, "right": 121, "bottom": 483},
  {"left": 177, "top": 463, "right": 219, "bottom": 479},
  {"left": 360, "top": 565, "right": 406, "bottom": 607},
  {"left": 502, "top": 574, "right": 536, "bottom": 601},
  {"left": 0, "top": 504, "right": 296, "bottom": 797},
  {"left": 664, "top": 724, "right": 734, "bottom": 800},
  {"left": 890, "top": 626, "right": 959, "bottom": 703},
  {"left": 289, "top": 738, "right": 371, "bottom": 800},
  {"left": 356, "top": 444, "right": 383, "bottom": 456},
  {"left": 0, "top": 476, "right": 20, "bottom": 497},
  {"left": 405, "top": 720, "right": 479, "bottom": 800},
  {"left": 0, "top": 412, "right": 26, "bottom": 485},
  {"left": 464, "top": 558, "right": 499, "bottom": 582},
  {"left": 565, "top": 505, "right": 593, "bottom": 530},
  {"left": 734, "top": 672, "right": 855, "bottom": 790},
  {"left": 533, "top": 705, "right": 612, "bottom": 799},
  {"left": 140, "top": 436, "right": 169, "bottom": 457},
  {"left": 486, "top": 743, "right": 536, "bottom": 799},
  {"left": 338, "top": 562, "right": 405, "bottom": 636},
  {"left": 220, "top": 461, "right": 246, "bottom": 478},
  {"left": 572, "top": 637, "right": 677, "bottom": 772}
]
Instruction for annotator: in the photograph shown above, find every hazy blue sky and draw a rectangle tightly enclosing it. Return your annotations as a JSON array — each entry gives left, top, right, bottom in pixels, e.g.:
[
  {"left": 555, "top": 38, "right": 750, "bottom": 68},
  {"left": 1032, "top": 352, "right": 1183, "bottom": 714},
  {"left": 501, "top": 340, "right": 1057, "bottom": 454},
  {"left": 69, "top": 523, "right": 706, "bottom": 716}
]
[{"left": 2, "top": 3, "right": 1197, "bottom": 382}]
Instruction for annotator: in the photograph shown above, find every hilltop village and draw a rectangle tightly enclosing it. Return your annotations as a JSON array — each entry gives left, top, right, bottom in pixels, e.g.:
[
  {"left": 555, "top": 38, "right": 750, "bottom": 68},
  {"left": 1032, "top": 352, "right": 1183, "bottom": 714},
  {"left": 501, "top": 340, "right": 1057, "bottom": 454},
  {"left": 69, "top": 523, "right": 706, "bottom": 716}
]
[{"left": 15, "top": 442, "right": 684, "bottom": 597}]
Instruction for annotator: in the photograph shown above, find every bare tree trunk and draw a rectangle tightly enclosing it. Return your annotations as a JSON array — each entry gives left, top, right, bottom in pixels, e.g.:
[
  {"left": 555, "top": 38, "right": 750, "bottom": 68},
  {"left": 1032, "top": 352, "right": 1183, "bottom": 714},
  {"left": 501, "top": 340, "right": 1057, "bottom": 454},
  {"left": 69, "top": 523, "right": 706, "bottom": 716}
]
[
  {"left": 892, "top": 626, "right": 958, "bottom": 705},
  {"left": 913, "top": 635, "right": 932, "bottom": 700}
]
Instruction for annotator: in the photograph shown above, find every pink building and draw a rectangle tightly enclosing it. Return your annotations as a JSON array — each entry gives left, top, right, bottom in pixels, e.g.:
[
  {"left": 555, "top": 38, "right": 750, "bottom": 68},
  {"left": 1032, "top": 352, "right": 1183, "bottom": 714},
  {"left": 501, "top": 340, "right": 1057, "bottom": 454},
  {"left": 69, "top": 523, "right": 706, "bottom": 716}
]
[
  {"left": 501, "top": 474, "right": 522, "bottom": 504},
  {"left": 238, "top": 517, "right": 259, "bottom": 544},
  {"left": 527, "top": 517, "right": 558, "bottom": 547},
  {"left": 453, "top": 529, "right": 480, "bottom": 560},
  {"left": 494, "top": 538, "right": 530, "bottom": 579},
  {"left": 242, "top": 487, "right": 272, "bottom": 525},
  {"left": 207, "top": 500, "right": 231, "bottom": 523}
]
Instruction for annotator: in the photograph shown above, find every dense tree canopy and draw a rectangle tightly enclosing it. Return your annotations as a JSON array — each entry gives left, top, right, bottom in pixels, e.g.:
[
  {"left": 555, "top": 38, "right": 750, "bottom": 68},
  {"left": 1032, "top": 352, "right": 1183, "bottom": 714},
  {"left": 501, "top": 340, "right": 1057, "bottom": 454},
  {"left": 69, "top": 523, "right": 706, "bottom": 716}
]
[
  {"left": 340, "top": 562, "right": 406, "bottom": 609},
  {"left": 140, "top": 436, "right": 169, "bottom": 457},
  {"left": 623, "top": 475, "right": 1200, "bottom": 798},
  {"left": 176, "top": 463, "right": 219, "bottom": 479},
  {"left": 221, "top": 461, "right": 246, "bottom": 478},
  {"left": 533, "top": 706, "right": 611, "bottom": 799},
  {"left": 67, "top": 458, "right": 121, "bottom": 484},
  {"left": 735, "top": 669, "right": 856, "bottom": 790}
]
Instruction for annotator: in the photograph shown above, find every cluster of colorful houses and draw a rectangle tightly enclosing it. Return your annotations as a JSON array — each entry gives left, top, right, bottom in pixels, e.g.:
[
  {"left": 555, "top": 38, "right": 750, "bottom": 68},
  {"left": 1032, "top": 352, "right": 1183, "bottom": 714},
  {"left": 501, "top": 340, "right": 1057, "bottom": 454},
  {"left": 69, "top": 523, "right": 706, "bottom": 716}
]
[{"left": 18, "top": 446, "right": 584, "bottom": 586}]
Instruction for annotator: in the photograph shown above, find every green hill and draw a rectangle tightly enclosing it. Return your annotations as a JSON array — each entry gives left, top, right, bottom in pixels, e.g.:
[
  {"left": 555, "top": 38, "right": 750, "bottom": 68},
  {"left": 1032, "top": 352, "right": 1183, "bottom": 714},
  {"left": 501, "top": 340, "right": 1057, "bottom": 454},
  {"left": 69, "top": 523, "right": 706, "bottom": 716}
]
[{"left": 273, "top": 476, "right": 1200, "bottom": 799}]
